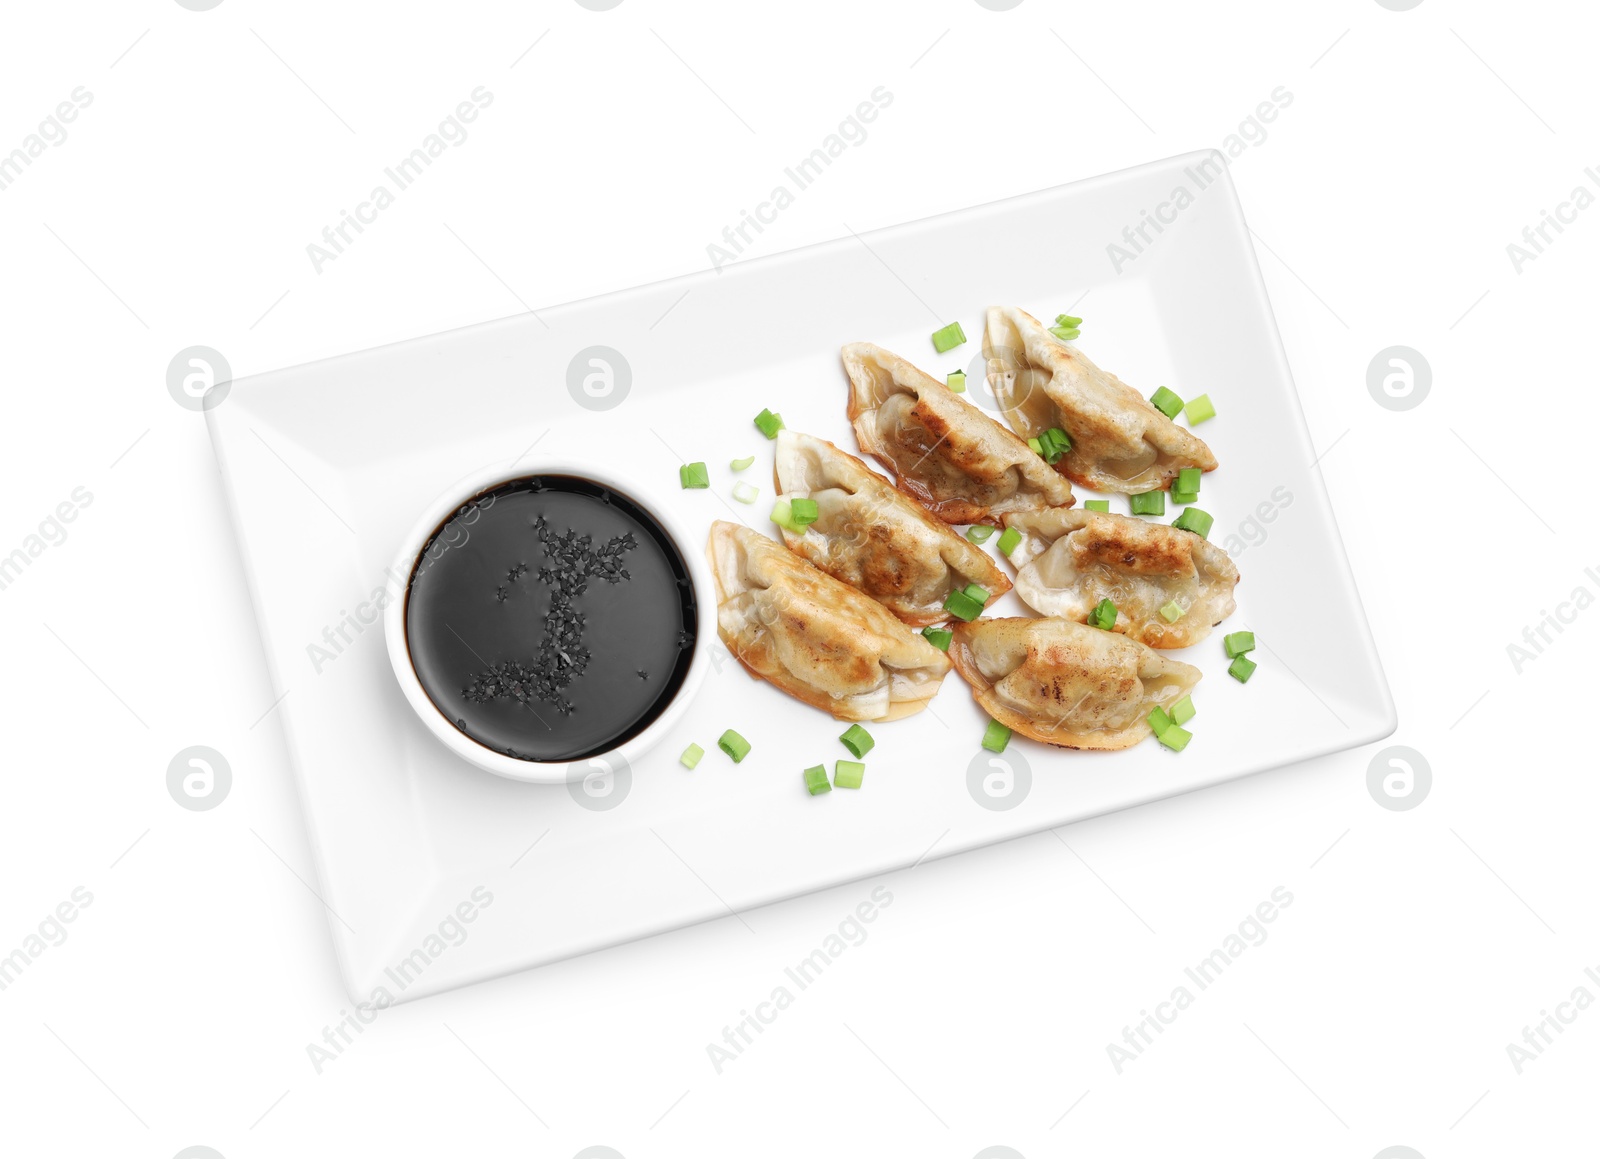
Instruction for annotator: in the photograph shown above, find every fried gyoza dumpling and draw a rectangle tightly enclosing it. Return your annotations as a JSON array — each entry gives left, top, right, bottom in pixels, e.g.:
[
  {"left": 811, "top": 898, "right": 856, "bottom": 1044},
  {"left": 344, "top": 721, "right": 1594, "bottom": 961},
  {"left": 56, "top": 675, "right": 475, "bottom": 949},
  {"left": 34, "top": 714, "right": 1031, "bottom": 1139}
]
[
  {"left": 843, "top": 341, "right": 1075, "bottom": 526},
  {"left": 983, "top": 306, "right": 1217, "bottom": 494},
  {"left": 949, "top": 617, "right": 1200, "bottom": 750},
  {"left": 706, "top": 521, "right": 951, "bottom": 721},
  {"left": 773, "top": 430, "right": 1010, "bottom": 626},
  {"left": 1002, "top": 508, "right": 1239, "bottom": 648}
]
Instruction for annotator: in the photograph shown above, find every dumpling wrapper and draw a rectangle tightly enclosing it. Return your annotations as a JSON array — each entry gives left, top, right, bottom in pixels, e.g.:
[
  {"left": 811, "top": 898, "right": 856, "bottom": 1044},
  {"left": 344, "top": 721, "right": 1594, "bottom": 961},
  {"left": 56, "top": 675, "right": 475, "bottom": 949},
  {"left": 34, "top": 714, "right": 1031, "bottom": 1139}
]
[
  {"left": 706, "top": 521, "right": 951, "bottom": 721},
  {"left": 773, "top": 430, "right": 1011, "bottom": 626},
  {"left": 949, "top": 617, "right": 1201, "bottom": 750},
  {"left": 1003, "top": 508, "right": 1239, "bottom": 648},
  {"left": 843, "top": 341, "right": 1075, "bottom": 526},
  {"left": 983, "top": 306, "right": 1217, "bottom": 494}
]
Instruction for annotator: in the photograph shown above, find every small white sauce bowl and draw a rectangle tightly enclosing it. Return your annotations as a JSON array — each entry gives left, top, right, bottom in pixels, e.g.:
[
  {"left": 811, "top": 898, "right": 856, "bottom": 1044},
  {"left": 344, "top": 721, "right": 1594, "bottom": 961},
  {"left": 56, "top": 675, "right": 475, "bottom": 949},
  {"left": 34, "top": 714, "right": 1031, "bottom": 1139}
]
[{"left": 383, "top": 458, "right": 712, "bottom": 785}]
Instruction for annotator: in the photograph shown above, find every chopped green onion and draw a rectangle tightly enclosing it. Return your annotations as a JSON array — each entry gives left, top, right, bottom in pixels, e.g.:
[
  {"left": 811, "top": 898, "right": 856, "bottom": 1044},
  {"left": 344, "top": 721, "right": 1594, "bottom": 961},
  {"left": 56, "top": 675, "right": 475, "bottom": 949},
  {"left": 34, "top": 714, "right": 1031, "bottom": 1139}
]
[
  {"left": 804, "top": 764, "right": 832, "bottom": 795},
  {"left": 1027, "top": 437, "right": 1043, "bottom": 455},
  {"left": 947, "top": 370, "right": 967, "bottom": 393},
  {"left": 1037, "top": 427, "right": 1072, "bottom": 464},
  {"left": 1149, "top": 386, "right": 1184, "bottom": 419},
  {"left": 732, "top": 482, "right": 759, "bottom": 504},
  {"left": 997, "top": 527, "right": 1022, "bottom": 556},
  {"left": 943, "top": 589, "right": 984, "bottom": 621},
  {"left": 718, "top": 730, "right": 751, "bottom": 762},
  {"left": 966, "top": 525, "right": 994, "bottom": 544},
  {"left": 679, "top": 462, "right": 710, "bottom": 489},
  {"left": 1129, "top": 490, "right": 1165, "bottom": 516},
  {"left": 787, "top": 497, "right": 819, "bottom": 527},
  {"left": 1147, "top": 706, "right": 1172, "bottom": 736},
  {"left": 1089, "top": 598, "right": 1118, "bottom": 630},
  {"left": 1184, "top": 394, "right": 1216, "bottom": 425},
  {"left": 1176, "top": 467, "right": 1202, "bottom": 493},
  {"left": 770, "top": 498, "right": 799, "bottom": 532},
  {"left": 931, "top": 322, "right": 967, "bottom": 353},
  {"left": 833, "top": 760, "right": 865, "bottom": 789},
  {"left": 963, "top": 582, "right": 989, "bottom": 601},
  {"left": 1083, "top": 499, "right": 1110, "bottom": 513},
  {"left": 1159, "top": 600, "right": 1184, "bottom": 623},
  {"left": 1170, "top": 695, "right": 1195, "bottom": 726},
  {"left": 1055, "top": 314, "right": 1083, "bottom": 328},
  {"left": 981, "top": 718, "right": 1012, "bottom": 753},
  {"left": 730, "top": 455, "right": 755, "bottom": 472},
  {"left": 1172, "top": 507, "right": 1213, "bottom": 538},
  {"left": 1223, "top": 631, "right": 1256, "bottom": 658},
  {"left": 839, "top": 724, "right": 875, "bottom": 758},
  {"left": 1170, "top": 491, "right": 1198, "bottom": 506},
  {"left": 1228, "top": 655, "right": 1256, "bottom": 684},
  {"left": 680, "top": 743, "right": 705, "bottom": 769},
  {"left": 754, "top": 409, "right": 784, "bottom": 439},
  {"left": 1157, "top": 724, "right": 1192, "bottom": 751},
  {"left": 921, "top": 626, "right": 952, "bottom": 651},
  {"left": 1049, "top": 326, "right": 1081, "bottom": 342}
]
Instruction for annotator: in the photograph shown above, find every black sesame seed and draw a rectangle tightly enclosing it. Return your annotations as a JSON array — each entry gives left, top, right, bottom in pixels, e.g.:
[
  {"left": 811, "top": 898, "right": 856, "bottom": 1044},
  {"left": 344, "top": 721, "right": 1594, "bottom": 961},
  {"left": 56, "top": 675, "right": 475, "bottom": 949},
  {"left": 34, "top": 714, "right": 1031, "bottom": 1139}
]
[{"left": 461, "top": 516, "right": 638, "bottom": 714}]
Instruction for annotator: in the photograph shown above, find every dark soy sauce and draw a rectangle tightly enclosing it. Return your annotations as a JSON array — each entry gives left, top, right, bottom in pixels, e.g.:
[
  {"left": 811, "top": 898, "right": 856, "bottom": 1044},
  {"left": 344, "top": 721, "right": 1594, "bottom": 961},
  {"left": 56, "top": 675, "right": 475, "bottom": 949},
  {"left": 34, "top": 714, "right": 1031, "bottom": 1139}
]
[{"left": 405, "top": 476, "right": 697, "bottom": 763}]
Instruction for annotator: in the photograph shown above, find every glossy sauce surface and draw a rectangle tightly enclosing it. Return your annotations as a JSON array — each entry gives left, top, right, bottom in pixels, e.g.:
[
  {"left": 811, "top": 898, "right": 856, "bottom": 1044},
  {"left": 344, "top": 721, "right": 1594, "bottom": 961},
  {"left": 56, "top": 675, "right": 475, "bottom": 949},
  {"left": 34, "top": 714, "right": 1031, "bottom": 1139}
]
[{"left": 405, "top": 476, "right": 696, "bottom": 762}]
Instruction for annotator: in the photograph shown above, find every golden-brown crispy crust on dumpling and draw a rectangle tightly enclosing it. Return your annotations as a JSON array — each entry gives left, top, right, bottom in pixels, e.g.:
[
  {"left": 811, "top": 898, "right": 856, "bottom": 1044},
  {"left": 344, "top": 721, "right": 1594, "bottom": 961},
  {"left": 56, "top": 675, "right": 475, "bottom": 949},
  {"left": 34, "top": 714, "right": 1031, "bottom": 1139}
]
[
  {"left": 949, "top": 617, "right": 1200, "bottom": 750},
  {"left": 1002, "top": 508, "right": 1239, "bottom": 648},
  {"left": 983, "top": 306, "right": 1217, "bottom": 494},
  {"left": 843, "top": 341, "right": 1074, "bottom": 526},
  {"left": 706, "top": 521, "right": 951, "bottom": 721},
  {"left": 773, "top": 430, "right": 1009, "bottom": 625}
]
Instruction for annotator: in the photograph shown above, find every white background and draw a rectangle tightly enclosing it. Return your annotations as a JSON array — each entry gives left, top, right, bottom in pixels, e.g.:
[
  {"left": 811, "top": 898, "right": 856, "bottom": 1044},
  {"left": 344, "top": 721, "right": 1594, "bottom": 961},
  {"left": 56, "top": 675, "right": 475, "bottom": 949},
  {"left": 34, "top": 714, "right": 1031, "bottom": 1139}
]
[{"left": 1, "top": 1, "right": 1594, "bottom": 1156}]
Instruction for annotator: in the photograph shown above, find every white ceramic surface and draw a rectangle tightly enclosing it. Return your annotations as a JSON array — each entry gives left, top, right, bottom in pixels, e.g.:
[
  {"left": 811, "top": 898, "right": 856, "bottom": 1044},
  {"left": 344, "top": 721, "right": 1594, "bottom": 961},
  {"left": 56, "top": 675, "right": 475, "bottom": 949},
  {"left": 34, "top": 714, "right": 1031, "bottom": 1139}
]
[
  {"left": 382, "top": 459, "right": 714, "bottom": 784},
  {"left": 207, "top": 151, "right": 1395, "bottom": 1004}
]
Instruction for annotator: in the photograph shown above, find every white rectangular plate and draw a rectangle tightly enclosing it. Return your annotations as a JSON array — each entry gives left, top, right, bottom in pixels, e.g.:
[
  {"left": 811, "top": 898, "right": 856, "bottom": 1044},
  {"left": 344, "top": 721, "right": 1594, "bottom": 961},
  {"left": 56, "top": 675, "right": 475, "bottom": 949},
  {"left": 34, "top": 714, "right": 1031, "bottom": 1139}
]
[{"left": 210, "top": 151, "right": 1395, "bottom": 1004}]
